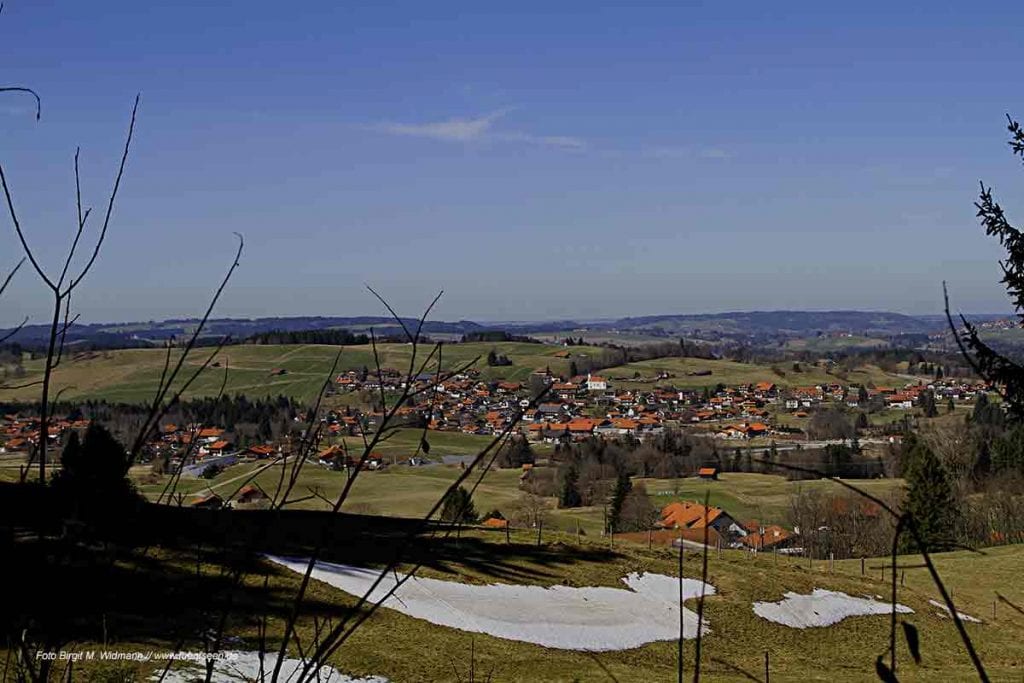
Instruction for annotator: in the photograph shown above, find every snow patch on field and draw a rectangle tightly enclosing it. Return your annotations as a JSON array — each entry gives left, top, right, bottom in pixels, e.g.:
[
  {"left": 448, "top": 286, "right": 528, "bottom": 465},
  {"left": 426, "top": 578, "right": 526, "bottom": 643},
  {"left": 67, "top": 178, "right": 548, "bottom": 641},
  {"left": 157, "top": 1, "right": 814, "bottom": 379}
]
[
  {"left": 154, "top": 650, "right": 387, "bottom": 682},
  {"left": 753, "top": 589, "right": 912, "bottom": 628},
  {"left": 929, "top": 599, "right": 982, "bottom": 623},
  {"left": 266, "top": 555, "right": 716, "bottom": 651}
]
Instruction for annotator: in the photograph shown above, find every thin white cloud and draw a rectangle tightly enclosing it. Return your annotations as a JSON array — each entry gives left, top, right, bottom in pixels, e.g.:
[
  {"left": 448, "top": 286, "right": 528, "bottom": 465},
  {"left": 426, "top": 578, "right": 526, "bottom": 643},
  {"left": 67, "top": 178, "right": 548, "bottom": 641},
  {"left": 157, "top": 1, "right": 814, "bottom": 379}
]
[
  {"left": 495, "top": 131, "right": 587, "bottom": 150},
  {"left": 644, "top": 145, "right": 734, "bottom": 160},
  {"left": 699, "top": 147, "right": 733, "bottom": 160},
  {"left": 372, "top": 110, "right": 508, "bottom": 142},
  {"left": 369, "top": 109, "right": 585, "bottom": 150}
]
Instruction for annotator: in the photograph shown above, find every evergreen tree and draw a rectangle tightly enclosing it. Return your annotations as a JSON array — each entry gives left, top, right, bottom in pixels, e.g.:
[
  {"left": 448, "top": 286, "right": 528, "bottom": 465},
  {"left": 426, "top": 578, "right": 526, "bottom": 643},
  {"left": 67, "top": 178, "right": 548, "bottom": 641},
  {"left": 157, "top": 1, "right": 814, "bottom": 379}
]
[
  {"left": 973, "top": 439, "right": 992, "bottom": 480},
  {"left": 920, "top": 389, "right": 938, "bottom": 418},
  {"left": 992, "top": 424, "right": 1024, "bottom": 475},
  {"left": 607, "top": 470, "right": 632, "bottom": 533},
  {"left": 52, "top": 423, "right": 137, "bottom": 519},
  {"left": 440, "top": 486, "right": 478, "bottom": 524},
  {"left": 558, "top": 463, "right": 582, "bottom": 508},
  {"left": 496, "top": 437, "right": 534, "bottom": 468},
  {"left": 971, "top": 392, "right": 1004, "bottom": 428},
  {"left": 901, "top": 436, "right": 961, "bottom": 551}
]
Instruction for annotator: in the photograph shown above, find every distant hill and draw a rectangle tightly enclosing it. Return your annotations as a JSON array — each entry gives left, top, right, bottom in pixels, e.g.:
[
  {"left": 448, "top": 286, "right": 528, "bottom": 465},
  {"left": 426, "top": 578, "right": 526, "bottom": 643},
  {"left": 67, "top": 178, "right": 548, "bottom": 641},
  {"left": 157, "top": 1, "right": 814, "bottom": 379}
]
[
  {"left": 0, "top": 310, "right": 1011, "bottom": 351},
  {"left": 603, "top": 310, "right": 939, "bottom": 336}
]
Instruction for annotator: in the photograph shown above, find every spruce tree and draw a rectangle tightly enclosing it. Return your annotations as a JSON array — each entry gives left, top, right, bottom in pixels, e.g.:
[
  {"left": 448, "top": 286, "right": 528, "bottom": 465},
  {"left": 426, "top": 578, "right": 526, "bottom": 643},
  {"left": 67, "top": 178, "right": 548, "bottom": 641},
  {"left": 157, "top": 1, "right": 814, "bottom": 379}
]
[
  {"left": 607, "top": 470, "right": 632, "bottom": 533},
  {"left": 901, "top": 437, "right": 961, "bottom": 551},
  {"left": 558, "top": 463, "right": 582, "bottom": 508},
  {"left": 440, "top": 486, "right": 478, "bottom": 524}
]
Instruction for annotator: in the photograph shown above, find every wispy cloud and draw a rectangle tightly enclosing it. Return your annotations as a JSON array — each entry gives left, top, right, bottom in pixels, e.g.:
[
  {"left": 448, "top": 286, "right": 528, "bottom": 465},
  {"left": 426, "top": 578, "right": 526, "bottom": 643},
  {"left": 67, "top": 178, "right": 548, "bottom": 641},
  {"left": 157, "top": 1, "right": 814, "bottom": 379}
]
[
  {"left": 368, "top": 109, "right": 585, "bottom": 150},
  {"left": 644, "top": 145, "right": 734, "bottom": 160},
  {"left": 699, "top": 147, "right": 733, "bottom": 160},
  {"left": 495, "top": 131, "right": 587, "bottom": 150},
  {"left": 372, "top": 110, "right": 508, "bottom": 142}
]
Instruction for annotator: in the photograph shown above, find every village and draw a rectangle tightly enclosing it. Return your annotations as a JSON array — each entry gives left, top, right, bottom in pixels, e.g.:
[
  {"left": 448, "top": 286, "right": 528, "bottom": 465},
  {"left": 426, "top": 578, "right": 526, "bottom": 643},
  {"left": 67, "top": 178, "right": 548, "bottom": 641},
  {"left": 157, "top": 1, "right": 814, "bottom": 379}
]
[{"left": 0, "top": 362, "right": 990, "bottom": 465}]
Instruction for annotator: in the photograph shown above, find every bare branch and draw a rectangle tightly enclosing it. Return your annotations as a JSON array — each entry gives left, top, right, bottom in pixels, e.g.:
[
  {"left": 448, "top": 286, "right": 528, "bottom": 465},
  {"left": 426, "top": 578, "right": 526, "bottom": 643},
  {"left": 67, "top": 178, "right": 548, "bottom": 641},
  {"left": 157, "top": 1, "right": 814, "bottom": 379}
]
[
  {"left": 0, "top": 315, "right": 27, "bottom": 345},
  {"left": 0, "top": 87, "right": 41, "bottom": 120},
  {"left": 0, "top": 162, "right": 57, "bottom": 290},
  {"left": 0, "top": 257, "right": 24, "bottom": 298},
  {"left": 56, "top": 148, "right": 91, "bottom": 289},
  {"left": 67, "top": 94, "right": 140, "bottom": 291},
  {"left": 129, "top": 233, "right": 243, "bottom": 460}
]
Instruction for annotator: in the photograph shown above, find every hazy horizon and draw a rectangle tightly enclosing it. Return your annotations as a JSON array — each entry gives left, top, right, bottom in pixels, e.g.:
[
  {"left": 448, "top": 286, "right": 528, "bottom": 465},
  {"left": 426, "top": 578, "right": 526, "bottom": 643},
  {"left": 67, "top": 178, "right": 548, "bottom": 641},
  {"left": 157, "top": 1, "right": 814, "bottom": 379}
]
[
  {"left": 0, "top": 306, "right": 1016, "bottom": 331},
  {"left": 2, "top": 2, "right": 1023, "bottom": 326}
]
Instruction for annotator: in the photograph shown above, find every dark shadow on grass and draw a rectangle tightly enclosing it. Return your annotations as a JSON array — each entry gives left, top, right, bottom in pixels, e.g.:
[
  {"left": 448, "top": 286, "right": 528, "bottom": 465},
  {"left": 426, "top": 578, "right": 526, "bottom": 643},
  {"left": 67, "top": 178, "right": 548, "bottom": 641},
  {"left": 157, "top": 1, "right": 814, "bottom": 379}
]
[{"left": 1, "top": 482, "right": 621, "bottom": 655}]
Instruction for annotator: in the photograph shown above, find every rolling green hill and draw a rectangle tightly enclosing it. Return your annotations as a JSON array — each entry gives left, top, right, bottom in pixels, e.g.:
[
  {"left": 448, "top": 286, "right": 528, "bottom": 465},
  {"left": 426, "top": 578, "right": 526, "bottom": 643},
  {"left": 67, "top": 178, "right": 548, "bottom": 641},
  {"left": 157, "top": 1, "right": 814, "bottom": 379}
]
[
  {"left": 604, "top": 356, "right": 904, "bottom": 390},
  {"left": 0, "top": 342, "right": 607, "bottom": 404},
  {"left": 1, "top": 342, "right": 915, "bottom": 406}
]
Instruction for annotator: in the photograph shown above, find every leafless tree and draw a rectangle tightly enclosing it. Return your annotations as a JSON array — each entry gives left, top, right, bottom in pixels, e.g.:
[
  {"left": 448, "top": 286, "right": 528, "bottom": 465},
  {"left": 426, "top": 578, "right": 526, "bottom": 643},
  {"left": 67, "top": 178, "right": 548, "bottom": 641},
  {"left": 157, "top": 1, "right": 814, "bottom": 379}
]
[
  {"left": 512, "top": 490, "right": 550, "bottom": 529},
  {"left": 0, "top": 257, "right": 26, "bottom": 344},
  {"left": 0, "top": 95, "right": 139, "bottom": 482}
]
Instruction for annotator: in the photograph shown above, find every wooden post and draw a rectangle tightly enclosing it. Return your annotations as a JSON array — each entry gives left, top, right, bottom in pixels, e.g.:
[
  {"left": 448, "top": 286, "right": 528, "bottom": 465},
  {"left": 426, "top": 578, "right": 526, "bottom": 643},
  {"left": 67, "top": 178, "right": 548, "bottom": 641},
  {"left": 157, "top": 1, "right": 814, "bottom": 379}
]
[
  {"left": 829, "top": 552, "right": 834, "bottom": 573},
  {"left": 993, "top": 599, "right": 997, "bottom": 621},
  {"left": 649, "top": 528, "right": 653, "bottom": 550},
  {"left": 537, "top": 519, "right": 543, "bottom": 547},
  {"left": 900, "top": 570, "right": 905, "bottom": 587},
  {"left": 677, "top": 536, "right": 684, "bottom": 683},
  {"left": 505, "top": 520, "right": 510, "bottom": 544},
  {"left": 764, "top": 650, "right": 770, "bottom": 683},
  {"left": 861, "top": 557, "right": 865, "bottom": 576},
  {"left": 717, "top": 537, "right": 721, "bottom": 560},
  {"left": 576, "top": 518, "right": 581, "bottom": 545}
]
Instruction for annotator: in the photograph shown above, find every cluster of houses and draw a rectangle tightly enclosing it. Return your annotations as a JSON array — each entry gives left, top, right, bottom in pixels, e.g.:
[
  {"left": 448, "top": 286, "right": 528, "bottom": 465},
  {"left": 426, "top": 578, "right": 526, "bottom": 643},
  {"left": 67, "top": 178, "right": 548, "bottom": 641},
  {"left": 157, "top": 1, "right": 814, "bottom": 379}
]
[
  {"left": 1, "top": 369, "right": 990, "bottom": 465},
  {"left": 0, "top": 414, "right": 90, "bottom": 456},
  {"left": 359, "top": 365, "right": 989, "bottom": 444},
  {"left": 653, "top": 499, "right": 798, "bottom": 552}
]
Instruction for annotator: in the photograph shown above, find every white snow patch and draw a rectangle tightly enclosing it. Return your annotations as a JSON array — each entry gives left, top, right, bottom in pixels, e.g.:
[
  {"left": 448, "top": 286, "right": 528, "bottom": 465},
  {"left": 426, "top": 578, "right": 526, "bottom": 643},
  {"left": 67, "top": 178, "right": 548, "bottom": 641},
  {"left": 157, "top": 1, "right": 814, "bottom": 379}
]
[
  {"left": 753, "top": 589, "right": 912, "bottom": 628},
  {"left": 928, "top": 599, "right": 982, "bottom": 623},
  {"left": 266, "top": 555, "right": 716, "bottom": 651},
  {"left": 153, "top": 650, "right": 387, "bottom": 682}
]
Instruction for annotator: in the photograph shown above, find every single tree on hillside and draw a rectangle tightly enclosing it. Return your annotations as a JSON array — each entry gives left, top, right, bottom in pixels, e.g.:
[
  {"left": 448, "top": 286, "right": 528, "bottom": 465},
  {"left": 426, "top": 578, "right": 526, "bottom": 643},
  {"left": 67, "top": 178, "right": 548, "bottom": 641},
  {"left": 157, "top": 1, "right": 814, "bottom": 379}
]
[
  {"left": 52, "top": 423, "right": 137, "bottom": 519},
  {"left": 607, "top": 470, "right": 632, "bottom": 533},
  {"left": 901, "top": 436, "right": 962, "bottom": 552},
  {"left": 557, "top": 462, "right": 582, "bottom": 508},
  {"left": 496, "top": 436, "right": 534, "bottom": 469},
  {"left": 617, "top": 483, "right": 659, "bottom": 532},
  {"left": 439, "top": 486, "right": 478, "bottom": 524}
]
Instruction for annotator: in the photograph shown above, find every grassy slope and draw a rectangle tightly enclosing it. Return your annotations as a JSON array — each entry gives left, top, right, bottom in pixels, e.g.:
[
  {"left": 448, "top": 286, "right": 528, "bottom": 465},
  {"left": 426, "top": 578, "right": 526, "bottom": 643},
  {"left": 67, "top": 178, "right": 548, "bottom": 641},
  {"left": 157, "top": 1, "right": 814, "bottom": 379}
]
[
  {"left": 639, "top": 473, "right": 906, "bottom": 525},
  {"left": 604, "top": 356, "right": 905, "bottom": 390},
  {"left": 134, "top": 465, "right": 902, "bottom": 538},
  {"left": 0, "top": 342, "right": 607, "bottom": 404},
  {"left": 137, "top": 460, "right": 609, "bottom": 536},
  {"left": 37, "top": 531, "right": 1024, "bottom": 683},
  {"left": 300, "top": 539, "right": 1024, "bottom": 682},
  {"left": 0, "top": 342, "right": 915, "bottom": 405}
]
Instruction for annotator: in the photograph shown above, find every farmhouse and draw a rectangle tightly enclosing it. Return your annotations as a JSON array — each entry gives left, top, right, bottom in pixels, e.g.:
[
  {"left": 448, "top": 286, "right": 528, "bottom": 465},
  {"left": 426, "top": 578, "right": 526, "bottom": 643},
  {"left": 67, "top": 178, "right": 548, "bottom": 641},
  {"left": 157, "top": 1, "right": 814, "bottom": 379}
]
[
  {"left": 697, "top": 466, "right": 718, "bottom": 480},
  {"left": 657, "top": 501, "right": 747, "bottom": 542},
  {"left": 740, "top": 524, "right": 797, "bottom": 551}
]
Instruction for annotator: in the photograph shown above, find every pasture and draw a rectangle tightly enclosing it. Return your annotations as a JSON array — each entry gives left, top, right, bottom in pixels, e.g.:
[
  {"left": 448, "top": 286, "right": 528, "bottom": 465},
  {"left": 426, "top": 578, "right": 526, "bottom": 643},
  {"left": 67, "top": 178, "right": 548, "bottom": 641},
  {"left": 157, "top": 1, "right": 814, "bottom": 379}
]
[
  {"left": 0, "top": 341, "right": 607, "bottom": 404},
  {"left": 604, "top": 356, "right": 907, "bottom": 390}
]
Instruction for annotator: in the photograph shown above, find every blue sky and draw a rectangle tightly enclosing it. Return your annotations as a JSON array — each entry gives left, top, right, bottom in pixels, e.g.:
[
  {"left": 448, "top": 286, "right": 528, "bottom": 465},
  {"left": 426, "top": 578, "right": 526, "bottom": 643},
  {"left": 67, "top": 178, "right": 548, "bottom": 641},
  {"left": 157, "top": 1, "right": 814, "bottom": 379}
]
[{"left": 1, "top": 1, "right": 1023, "bottom": 325}]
